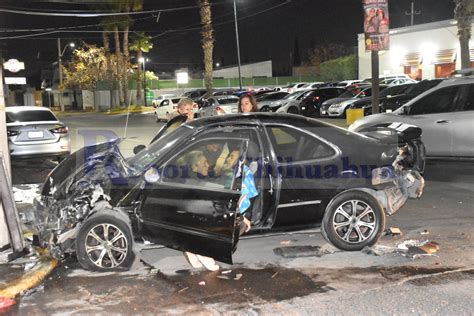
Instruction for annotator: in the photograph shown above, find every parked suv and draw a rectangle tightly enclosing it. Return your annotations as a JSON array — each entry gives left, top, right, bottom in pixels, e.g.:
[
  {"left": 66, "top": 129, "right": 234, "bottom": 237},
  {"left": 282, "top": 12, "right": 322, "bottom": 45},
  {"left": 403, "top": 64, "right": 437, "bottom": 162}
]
[{"left": 350, "top": 77, "right": 474, "bottom": 159}]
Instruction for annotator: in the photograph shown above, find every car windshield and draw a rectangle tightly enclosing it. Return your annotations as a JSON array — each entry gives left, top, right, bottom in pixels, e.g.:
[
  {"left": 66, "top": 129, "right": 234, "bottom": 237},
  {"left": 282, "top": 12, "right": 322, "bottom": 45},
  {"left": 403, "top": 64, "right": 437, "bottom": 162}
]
[
  {"left": 217, "top": 97, "right": 238, "bottom": 104},
  {"left": 339, "top": 89, "right": 358, "bottom": 98},
  {"left": 127, "top": 124, "right": 194, "bottom": 173},
  {"left": 405, "top": 80, "right": 442, "bottom": 95},
  {"left": 380, "top": 84, "right": 413, "bottom": 97},
  {"left": 6, "top": 110, "right": 57, "bottom": 123},
  {"left": 282, "top": 90, "right": 305, "bottom": 100}
]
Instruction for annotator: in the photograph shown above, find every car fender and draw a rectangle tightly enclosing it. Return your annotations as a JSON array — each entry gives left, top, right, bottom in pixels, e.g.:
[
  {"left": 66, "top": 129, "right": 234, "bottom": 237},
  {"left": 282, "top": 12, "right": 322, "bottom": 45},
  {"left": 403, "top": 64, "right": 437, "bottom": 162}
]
[{"left": 324, "top": 188, "right": 388, "bottom": 216}]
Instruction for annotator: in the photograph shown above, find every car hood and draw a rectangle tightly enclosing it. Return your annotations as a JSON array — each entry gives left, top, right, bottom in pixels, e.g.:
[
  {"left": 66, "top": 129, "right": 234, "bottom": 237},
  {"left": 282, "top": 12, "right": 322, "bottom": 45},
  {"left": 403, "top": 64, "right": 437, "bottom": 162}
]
[
  {"left": 349, "top": 111, "right": 406, "bottom": 132},
  {"left": 322, "top": 97, "right": 352, "bottom": 107},
  {"left": 41, "top": 138, "right": 132, "bottom": 199}
]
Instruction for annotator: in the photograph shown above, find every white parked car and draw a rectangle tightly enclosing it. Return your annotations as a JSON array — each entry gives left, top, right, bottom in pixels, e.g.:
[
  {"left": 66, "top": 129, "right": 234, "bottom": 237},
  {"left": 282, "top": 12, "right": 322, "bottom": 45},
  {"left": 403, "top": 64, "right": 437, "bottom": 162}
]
[
  {"left": 198, "top": 96, "right": 239, "bottom": 117},
  {"left": 154, "top": 98, "right": 181, "bottom": 121},
  {"left": 337, "top": 80, "right": 363, "bottom": 87},
  {"left": 349, "top": 77, "right": 474, "bottom": 159},
  {"left": 152, "top": 94, "right": 176, "bottom": 107},
  {"left": 281, "top": 83, "right": 308, "bottom": 94}
]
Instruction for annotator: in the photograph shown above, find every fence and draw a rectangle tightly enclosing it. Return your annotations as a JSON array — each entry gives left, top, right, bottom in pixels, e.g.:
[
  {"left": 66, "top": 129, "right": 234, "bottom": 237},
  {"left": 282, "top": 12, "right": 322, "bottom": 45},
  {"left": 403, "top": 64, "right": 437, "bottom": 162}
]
[{"left": 95, "top": 76, "right": 322, "bottom": 91}]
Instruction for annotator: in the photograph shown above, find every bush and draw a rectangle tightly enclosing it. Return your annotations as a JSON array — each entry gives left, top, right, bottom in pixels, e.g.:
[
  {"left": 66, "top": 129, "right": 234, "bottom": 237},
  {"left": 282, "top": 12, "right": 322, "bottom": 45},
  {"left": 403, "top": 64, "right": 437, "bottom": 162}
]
[{"left": 320, "top": 54, "right": 357, "bottom": 81}]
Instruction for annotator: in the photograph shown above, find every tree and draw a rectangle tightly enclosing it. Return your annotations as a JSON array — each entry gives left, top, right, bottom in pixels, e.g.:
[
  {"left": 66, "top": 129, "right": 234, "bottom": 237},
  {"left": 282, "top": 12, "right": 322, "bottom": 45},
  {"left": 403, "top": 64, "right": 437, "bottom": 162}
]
[
  {"left": 199, "top": 0, "right": 214, "bottom": 96},
  {"left": 454, "top": 0, "right": 474, "bottom": 69},
  {"left": 293, "top": 36, "right": 301, "bottom": 66},
  {"left": 305, "top": 43, "right": 351, "bottom": 73},
  {"left": 63, "top": 45, "right": 108, "bottom": 112},
  {"left": 130, "top": 32, "right": 153, "bottom": 105}
]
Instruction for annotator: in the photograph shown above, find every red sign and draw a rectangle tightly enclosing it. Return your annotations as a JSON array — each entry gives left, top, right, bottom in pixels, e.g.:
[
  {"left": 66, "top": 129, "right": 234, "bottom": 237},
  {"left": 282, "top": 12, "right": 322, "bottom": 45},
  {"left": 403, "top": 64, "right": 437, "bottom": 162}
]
[{"left": 362, "top": 0, "right": 390, "bottom": 51}]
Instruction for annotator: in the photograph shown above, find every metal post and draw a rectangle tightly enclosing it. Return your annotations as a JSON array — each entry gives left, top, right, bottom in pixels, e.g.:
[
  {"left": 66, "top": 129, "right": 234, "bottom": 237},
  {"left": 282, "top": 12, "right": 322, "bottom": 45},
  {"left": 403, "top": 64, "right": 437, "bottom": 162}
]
[
  {"left": 233, "top": 0, "right": 243, "bottom": 91},
  {"left": 143, "top": 59, "right": 147, "bottom": 106},
  {"left": 371, "top": 50, "right": 380, "bottom": 114},
  {"left": 57, "top": 38, "right": 64, "bottom": 112}
]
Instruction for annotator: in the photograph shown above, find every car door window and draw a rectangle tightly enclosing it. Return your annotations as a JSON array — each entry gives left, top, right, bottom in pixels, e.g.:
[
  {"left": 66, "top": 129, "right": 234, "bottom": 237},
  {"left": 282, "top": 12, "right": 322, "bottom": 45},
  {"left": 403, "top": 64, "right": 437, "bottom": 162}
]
[
  {"left": 460, "top": 84, "right": 474, "bottom": 111},
  {"left": 409, "top": 86, "right": 460, "bottom": 115},
  {"left": 162, "top": 138, "right": 246, "bottom": 190},
  {"left": 265, "top": 125, "right": 337, "bottom": 163}
]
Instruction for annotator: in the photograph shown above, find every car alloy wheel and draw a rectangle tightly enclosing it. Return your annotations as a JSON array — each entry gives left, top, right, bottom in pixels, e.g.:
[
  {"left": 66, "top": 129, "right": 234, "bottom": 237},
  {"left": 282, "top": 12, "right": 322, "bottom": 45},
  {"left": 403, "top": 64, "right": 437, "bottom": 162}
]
[
  {"left": 76, "top": 210, "right": 135, "bottom": 271},
  {"left": 85, "top": 223, "right": 128, "bottom": 269},
  {"left": 321, "top": 191, "right": 385, "bottom": 251},
  {"left": 332, "top": 200, "right": 375, "bottom": 243}
]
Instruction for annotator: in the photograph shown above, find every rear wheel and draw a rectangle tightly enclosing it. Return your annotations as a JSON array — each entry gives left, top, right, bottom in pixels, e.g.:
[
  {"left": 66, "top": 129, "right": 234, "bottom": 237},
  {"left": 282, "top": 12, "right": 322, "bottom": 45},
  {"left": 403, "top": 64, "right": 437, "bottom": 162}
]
[
  {"left": 76, "top": 210, "right": 135, "bottom": 272},
  {"left": 321, "top": 191, "right": 385, "bottom": 251}
]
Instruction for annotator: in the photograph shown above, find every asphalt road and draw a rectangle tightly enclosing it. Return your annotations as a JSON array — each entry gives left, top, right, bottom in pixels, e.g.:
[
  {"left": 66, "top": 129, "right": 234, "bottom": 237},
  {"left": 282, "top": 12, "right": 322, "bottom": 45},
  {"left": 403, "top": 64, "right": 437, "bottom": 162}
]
[{"left": 9, "top": 112, "right": 474, "bottom": 314}]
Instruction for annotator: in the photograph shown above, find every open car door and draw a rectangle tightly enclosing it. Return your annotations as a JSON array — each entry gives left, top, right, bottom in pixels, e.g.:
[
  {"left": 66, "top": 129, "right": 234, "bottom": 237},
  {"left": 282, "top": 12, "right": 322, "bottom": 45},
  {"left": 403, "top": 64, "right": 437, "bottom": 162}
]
[{"left": 137, "top": 136, "right": 248, "bottom": 264}]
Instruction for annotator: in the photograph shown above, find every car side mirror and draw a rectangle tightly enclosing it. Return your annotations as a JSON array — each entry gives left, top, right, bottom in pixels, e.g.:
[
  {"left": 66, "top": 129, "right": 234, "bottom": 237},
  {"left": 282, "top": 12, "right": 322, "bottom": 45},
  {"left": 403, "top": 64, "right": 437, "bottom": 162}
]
[
  {"left": 133, "top": 145, "right": 146, "bottom": 154},
  {"left": 144, "top": 167, "right": 160, "bottom": 183}
]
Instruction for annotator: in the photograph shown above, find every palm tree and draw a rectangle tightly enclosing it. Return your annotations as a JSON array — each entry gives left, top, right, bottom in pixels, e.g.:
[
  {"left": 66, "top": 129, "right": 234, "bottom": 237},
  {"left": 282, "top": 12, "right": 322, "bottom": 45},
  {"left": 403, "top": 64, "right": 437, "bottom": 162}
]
[
  {"left": 130, "top": 33, "right": 153, "bottom": 105},
  {"left": 454, "top": 0, "right": 474, "bottom": 69},
  {"left": 119, "top": 0, "right": 143, "bottom": 105},
  {"left": 199, "top": 0, "right": 214, "bottom": 96}
]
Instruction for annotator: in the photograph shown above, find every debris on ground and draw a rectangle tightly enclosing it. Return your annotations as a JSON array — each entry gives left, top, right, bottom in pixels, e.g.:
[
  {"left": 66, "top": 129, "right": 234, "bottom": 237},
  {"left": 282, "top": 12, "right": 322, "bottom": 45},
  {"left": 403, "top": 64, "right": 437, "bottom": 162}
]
[
  {"left": 233, "top": 273, "right": 243, "bottom": 281},
  {"left": 420, "top": 229, "right": 430, "bottom": 235},
  {"left": 0, "top": 295, "right": 16, "bottom": 312},
  {"left": 198, "top": 281, "right": 206, "bottom": 286},
  {"left": 361, "top": 244, "right": 396, "bottom": 256},
  {"left": 397, "top": 240, "right": 440, "bottom": 259},
  {"left": 273, "top": 245, "right": 331, "bottom": 258},
  {"left": 384, "top": 227, "right": 402, "bottom": 236},
  {"left": 279, "top": 240, "right": 292, "bottom": 245}
]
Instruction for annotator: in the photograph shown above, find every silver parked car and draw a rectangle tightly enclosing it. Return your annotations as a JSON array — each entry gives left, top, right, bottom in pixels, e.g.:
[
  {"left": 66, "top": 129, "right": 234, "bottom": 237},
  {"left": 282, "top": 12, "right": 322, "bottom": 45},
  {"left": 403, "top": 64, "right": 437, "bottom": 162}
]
[
  {"left": 198, "top": 96, "right": 239, "bottom": 117},
  {"left": 6, "top": 106, "right": 71, "bottom": 160},
  {"left": 349, "top": 77, "right": 474, "bottom": 159}
]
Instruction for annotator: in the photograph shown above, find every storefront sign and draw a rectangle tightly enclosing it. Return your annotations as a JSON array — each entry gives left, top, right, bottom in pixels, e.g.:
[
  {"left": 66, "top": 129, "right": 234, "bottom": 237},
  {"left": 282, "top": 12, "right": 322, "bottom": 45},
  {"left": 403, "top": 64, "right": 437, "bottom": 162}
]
[
  {"left": 362, "top": 0, "right": 390, "bottom": 51},
  {"left": 3, "top": 59, "right": 25, "bottom": 73},
  {"left": 4, "top": 77, "right": 26, "bottom": 85}
]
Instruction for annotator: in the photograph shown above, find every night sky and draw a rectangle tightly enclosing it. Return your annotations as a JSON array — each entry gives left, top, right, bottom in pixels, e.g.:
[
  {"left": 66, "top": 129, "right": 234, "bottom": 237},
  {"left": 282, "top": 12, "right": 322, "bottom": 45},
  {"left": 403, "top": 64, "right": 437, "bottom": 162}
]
[{"left": 0, "top": 0, "right": 456, "bottom": 85}]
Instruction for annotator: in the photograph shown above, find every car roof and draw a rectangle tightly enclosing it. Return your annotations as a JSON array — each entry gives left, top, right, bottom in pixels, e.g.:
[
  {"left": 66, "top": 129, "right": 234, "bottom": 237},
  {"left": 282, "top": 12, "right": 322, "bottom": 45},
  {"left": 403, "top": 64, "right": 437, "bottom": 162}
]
[
  {"left": 186, "top": 113, "right": 333, "bottom": 129},
  {"left": 6, "top": 106, "right": 52, "bottom": 112}
]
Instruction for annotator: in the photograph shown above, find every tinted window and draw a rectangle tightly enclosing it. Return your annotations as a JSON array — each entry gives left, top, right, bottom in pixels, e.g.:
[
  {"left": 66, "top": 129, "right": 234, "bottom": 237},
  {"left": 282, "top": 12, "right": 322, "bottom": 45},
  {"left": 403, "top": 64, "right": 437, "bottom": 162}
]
[
  {"left": 409, "top": 86, "right": 460, "bottom": 115},
  {"left": 460, "top": 84, "right": 474, "bottom": 111},
  {"left": 339, "top": 90, "right": 358, "bottom": 98},
  {"left": 405, "top": 80, "right": 443, "bottom": 95},
  {"left": 265, "top": 125, "right": 336, "bottom": 162},
  {"left": 381, "top": 84, "right": 413, "bottom": 97},
  {"left": 6, "top": 110, "right": 57, "bottom": 123}
]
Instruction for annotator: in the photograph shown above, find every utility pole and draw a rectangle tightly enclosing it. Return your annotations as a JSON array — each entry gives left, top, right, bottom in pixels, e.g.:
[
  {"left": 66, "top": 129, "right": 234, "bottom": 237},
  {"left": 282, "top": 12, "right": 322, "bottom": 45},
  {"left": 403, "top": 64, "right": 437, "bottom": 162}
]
[
  {"left": 57, "top": 38, "right": 64, "bottom": 112},
  {"left": 233, "top": 0, "right": 243, "bottom": 91},
  {"left": 405, "top": 2, "right": 421, "bottom": 26}
]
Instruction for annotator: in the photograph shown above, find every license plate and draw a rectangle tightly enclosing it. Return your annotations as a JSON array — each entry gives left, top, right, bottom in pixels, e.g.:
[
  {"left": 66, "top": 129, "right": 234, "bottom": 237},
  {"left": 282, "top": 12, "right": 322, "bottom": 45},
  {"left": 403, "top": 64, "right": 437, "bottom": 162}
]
[{"left": 28, "top": 131, "right": 44, "bottom": 139}]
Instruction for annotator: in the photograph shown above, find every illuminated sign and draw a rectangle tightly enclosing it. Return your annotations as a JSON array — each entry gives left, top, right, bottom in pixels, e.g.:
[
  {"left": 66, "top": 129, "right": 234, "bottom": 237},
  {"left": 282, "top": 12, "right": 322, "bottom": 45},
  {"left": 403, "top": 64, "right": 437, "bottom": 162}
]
[
  {"left": 4, "top": 77, "right": 26, "bottom": 85},
  {"left": 3, "top": 59, "right": 25, "bottom": 73}
]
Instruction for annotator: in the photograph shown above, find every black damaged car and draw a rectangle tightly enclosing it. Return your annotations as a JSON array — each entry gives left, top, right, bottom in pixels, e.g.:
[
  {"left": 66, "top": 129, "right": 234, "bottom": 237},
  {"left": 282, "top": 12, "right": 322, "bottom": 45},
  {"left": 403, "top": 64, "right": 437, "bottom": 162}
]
[{"left": 34, "top": 114, "right": 425, "bottom": 271}]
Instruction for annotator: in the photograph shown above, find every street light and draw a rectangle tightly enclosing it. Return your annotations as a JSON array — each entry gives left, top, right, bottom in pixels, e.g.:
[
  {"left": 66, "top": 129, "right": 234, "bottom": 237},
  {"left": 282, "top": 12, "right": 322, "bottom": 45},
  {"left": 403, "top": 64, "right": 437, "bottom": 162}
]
[
  {"left": 139, "top": 57, "right": 148, "bottom": 106},
  {"left": 57, "top": 39, "right": 75, "bottom": 112},
  {"left": 233, "top": 0, "right": 243, "bottom": 91}
]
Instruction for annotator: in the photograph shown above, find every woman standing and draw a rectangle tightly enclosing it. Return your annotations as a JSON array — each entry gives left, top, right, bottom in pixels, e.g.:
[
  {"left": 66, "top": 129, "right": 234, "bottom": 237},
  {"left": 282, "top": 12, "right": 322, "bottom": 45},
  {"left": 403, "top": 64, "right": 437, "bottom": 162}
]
[{"left": 238, "top": 94, "right": 259, "bottom": 113}]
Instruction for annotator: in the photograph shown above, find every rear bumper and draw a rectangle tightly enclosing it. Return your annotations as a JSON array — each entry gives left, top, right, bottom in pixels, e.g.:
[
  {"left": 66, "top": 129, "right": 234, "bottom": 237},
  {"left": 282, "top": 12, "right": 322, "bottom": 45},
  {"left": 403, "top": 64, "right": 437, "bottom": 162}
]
[{"left": 10, "top": 136, "right": 71, "bottom": 158}]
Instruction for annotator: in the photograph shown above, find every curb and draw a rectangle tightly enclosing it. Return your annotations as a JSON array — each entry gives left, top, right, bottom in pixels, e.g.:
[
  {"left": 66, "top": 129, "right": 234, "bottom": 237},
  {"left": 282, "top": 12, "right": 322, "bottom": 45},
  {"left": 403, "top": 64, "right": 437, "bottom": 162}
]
[{"left": 0, "top": 259, "right": 58, "bottom": 300}]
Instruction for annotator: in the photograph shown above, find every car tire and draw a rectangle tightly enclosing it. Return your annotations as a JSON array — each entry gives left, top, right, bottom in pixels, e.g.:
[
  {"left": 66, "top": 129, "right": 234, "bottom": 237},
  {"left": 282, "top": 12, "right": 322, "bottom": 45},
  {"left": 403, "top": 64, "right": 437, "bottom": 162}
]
[
  {"left": 76, "top": 209, "right": 135, "bottom": 272},
  {"left": 260, "top": 106, "right": 270, "bottom": 112},
  {"left": 321, "top": 191, "right": 386, "bottom": 251},
  {"left": 154, "top": 112, "right": 159, "bottom": 122},
  {"left": 287, "top": 106, "right": 299, "bottom": 114}
]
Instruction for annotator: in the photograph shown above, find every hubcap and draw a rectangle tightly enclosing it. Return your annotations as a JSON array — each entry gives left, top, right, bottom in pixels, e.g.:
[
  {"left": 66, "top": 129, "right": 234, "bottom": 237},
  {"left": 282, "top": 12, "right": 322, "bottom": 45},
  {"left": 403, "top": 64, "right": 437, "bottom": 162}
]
[
  {"left": 85, "top": 223, "right": 128, "bottom": 269},
  {"left": 332, "top": 200, "right": 376, "bottom": 243}
]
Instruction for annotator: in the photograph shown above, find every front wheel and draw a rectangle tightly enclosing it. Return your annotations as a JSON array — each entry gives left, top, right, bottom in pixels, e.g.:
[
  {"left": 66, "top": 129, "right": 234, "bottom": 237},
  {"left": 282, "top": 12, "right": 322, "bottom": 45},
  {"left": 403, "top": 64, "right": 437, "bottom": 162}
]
[
  {"left": 260, "top": 106, "right": 270, "bottom": 112},
  {"left": 76, "top": 210, "right": 135, "bottom": 272},
  {"left": 321, "top": 191, "right": 385, "bottom": 251},
  {"left": 287, "top": 106, "right": 299, "bottom": 114}
]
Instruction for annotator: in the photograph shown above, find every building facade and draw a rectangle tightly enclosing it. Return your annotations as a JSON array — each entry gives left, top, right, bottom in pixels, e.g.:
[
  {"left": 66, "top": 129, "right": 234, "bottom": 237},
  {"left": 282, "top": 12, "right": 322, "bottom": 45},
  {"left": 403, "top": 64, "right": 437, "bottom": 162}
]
[{"left": 358, "top": 19, "right": 473, "bottom": 80}]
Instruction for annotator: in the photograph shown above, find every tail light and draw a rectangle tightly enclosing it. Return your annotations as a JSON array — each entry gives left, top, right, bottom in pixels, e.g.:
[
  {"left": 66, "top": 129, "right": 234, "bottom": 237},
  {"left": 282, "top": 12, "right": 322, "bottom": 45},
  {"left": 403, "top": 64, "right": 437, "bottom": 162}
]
[
  {"left": 51, "top": 126, "right": 68, "bottom": 134},
  {"left": 288, "top": 88, "right": 294, "bottom": 94},
  {"left": 313, "top": 96, "right": 321, "bottom": 102},
  {"left": 7, "top": 130, "right": 19, "bottom": 137},
  {"left": 215, "top": 106, "right": 225, "bottom": 115}
]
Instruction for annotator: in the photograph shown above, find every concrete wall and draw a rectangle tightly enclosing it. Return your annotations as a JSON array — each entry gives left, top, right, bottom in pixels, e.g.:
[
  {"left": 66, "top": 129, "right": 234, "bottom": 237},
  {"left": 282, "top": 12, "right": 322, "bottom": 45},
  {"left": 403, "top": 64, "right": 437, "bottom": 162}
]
[
  {"left": 358, "top": 19, "right": 466, "bottom": 80},
  {"left": 213, "top": 61, "right": 272, "bottom": 78}
]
